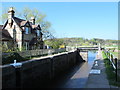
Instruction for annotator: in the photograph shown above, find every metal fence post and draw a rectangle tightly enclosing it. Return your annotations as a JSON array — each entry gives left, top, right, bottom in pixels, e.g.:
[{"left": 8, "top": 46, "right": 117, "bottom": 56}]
[
  {"left": 111, "top": 54, "right": 113, "bottom": 62},
  {"left": 115, "top": 58, "right": 117, "bottom": 82},
  {"left": 107, "top": 51, "right": 108, "bottom": 57},
  {"left": 108, "top": 52, "right": 110, "bottom": 59},
  {"left": 108, "top": 53, "right": 110, "bottom": 65}
]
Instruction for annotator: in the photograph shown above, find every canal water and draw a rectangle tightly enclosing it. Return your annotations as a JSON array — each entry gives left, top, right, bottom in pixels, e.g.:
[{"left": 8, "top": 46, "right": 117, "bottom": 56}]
[
  {"left": 87, "top": 51, "right": 97, "bottom": 67},
  {"left": 46, "top": 51, "right": 97, "bottom": 88}
]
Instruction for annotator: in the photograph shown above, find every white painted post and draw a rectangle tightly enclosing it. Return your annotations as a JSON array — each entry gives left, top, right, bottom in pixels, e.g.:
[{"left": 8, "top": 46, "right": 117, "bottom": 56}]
[
  {"left": 11, "top": 60, "right": 22, "bottom": 88},
  {"left": 98, "top": 43, "right": 101, "bottom": 51},
  {"left": 95, "top": 61, "right": 98, "bottom": 66},
  {"left": 14, "top": 60, "right": 16, "bottom": 64},
  {"left": 48, "top": 50, "right": 51, "bottom": 55}
]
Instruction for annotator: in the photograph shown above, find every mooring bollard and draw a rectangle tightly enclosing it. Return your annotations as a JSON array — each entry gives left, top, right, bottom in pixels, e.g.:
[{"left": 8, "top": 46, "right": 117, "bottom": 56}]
[
  {"left": 11, "top": 60, "right": 22, "bottom": 88},
  {"left": 94, "top": 61, "right": 98, "bottom": 66},
  {"left": 115, "top": 58, "right": 117, "bottom": 82}
]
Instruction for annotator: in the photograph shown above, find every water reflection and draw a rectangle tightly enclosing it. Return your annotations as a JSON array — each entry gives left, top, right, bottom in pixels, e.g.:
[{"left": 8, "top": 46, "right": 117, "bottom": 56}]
[
  {"left": 88, "top": 51, "right": 97, "bottom": 61},
  {"left": 87, "top": 51, "right": 97, "bottom": 67}
]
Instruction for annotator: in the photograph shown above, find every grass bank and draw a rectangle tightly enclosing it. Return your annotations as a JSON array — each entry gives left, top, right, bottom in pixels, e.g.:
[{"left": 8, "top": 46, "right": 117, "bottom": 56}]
[
  {"left": 102, "top": 51, "right": 120, "bottom": 87},
  {"left": 110, "top": 52, "right": 118, "bottom": 57}
]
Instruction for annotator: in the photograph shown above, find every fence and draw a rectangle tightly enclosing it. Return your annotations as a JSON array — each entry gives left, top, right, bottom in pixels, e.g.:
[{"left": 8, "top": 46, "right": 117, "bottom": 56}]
[
  {"left": 104, "top": 50, "right": 118, "bottom": 81},
  {"left": 2, "top": 48, "right": 66, "bottom": 58}
]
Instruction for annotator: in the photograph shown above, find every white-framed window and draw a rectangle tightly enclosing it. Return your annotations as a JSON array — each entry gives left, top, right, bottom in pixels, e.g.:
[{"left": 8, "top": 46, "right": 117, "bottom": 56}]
[{"left": 25, "top": 27, "right": 30, "bottom": 34}]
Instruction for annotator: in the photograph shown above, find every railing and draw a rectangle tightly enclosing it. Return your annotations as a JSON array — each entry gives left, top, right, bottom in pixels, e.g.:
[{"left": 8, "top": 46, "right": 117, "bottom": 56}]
[
  {"left": 104, "top": 50, "right": 118, "bottom": 81},
  {"left": 2, "top": 48, "right": 66, "bottom": 59}
]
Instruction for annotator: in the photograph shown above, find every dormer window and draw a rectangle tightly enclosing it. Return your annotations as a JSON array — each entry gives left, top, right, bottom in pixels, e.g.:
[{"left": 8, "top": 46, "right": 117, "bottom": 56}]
[{"left": 25, "top": 27, "right": 30, "bottom": 34}]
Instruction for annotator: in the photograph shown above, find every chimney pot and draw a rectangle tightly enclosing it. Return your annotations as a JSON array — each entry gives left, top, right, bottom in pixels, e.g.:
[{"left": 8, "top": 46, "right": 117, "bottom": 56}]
[{"left": 30, "top": 16, "right": 35, "bottom": 25}]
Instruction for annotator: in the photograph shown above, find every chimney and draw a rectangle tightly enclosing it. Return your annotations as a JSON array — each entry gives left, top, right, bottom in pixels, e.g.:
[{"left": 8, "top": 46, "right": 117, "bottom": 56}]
[
  {"left": 8, "top": 7, "right": 15, "bottom": 26},
  {"left": 30, "top": 16, "right": 35, "bottom": 25}
]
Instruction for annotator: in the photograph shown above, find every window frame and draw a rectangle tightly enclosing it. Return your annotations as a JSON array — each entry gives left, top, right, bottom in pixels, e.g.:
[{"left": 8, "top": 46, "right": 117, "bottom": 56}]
[{"left": 25, "top": 26, "right": 30, "bottom": 34}]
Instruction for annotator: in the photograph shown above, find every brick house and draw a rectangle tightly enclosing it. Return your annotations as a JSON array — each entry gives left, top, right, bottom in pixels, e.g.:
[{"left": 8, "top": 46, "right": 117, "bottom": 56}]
[{"left": 1, "top": 7, "right": 44, "bottom": 51}]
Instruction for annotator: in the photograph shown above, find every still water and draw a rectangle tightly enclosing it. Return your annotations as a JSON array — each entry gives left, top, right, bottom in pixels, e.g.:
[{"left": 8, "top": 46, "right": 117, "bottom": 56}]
[{"left": 87, "top": 51, "right": 97, "bottom": 66}]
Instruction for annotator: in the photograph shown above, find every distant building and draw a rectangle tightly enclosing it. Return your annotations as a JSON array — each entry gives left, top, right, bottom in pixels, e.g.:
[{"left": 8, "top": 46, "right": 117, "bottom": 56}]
[{"left": 1, "top": 7, "right": 44, "bottom": 51}]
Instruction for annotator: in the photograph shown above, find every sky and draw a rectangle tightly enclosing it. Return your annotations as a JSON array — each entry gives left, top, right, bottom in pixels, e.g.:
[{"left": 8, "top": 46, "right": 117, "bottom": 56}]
[{"left": 1, "top": 2, "right": 118, "bottom": 40}]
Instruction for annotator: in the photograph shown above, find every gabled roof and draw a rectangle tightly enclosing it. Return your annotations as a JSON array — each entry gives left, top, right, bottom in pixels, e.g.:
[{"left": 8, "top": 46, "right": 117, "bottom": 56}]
[
  {"left": 2, "top": 30, "right": 13, "bottom": 40},
  {"left": 20, "top": 21, "right": 28, "bottom": 26},
  {"left": 0, "top": 26, "right": 13, "bottom": 41},
  {"left": 32, "top": 24, "right": 41, "bottom": 30},
  {"left": 13, "top": 17, "right": 31, "bottom": 27},
  {"left": 13, "top": 17, "right": 26, "bottom": 31},
  {"left": 13, "top": 17, "right": 41, "bottom": 31},
  {"left": 3, "top": 16, "right": 41, "bottom": 35},
  {"left": 2, "top": 17, "right": 24, "bottom": 32}
]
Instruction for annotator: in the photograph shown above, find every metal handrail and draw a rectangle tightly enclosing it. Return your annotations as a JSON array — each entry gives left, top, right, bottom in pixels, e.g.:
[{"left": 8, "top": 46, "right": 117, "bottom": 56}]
[
  {"left": 105, "top": 50, "right": 116, "bottom": 69},
  {"left": 104, "top": 50, "right": 118, "bottom": 81}
]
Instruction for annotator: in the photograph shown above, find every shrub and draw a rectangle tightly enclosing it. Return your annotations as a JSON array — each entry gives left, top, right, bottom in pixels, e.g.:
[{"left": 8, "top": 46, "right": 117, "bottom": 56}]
[{"left": 2, "top": 52, "right": 25, "bottom": 65}]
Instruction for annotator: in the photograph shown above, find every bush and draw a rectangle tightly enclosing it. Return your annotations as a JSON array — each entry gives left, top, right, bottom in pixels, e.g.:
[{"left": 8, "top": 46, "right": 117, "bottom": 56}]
[{"left": 2, "top": 52, "right": 25, "bottom": 65}]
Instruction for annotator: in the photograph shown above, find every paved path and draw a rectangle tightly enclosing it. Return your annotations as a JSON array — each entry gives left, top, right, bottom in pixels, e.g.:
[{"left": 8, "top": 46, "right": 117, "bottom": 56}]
[
  {"left": 85, "top": 50, "right": 112, "bottom": 88},
  {"left": 47, "top": 51, "right": 119, "bottom": 88}
]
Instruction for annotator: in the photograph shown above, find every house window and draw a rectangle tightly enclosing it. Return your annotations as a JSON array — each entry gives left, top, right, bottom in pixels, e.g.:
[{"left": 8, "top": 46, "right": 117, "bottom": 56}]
[
  {"left": 25, "top": 27, "right": 30, "bottom": 34},
  {"left": 37, "top": 30, "right": 39, "bottom": 36}
]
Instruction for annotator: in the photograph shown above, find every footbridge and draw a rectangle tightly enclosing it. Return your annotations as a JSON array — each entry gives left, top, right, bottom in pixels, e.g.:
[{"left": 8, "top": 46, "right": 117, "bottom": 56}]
[{"left": 78, "top": 46, "right": 99, "bottom": 50}]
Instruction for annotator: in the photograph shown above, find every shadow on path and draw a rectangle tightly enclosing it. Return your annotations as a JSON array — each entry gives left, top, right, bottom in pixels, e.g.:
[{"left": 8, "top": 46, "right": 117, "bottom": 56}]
[{"left": 44, "top": 61, "right": 93, "bottom": 88}]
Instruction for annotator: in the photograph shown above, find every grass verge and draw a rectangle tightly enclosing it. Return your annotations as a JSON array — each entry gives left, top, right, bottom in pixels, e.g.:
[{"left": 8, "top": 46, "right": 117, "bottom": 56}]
[{"left": 102, "top": 51, "right": 120, "bottom": 87}]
